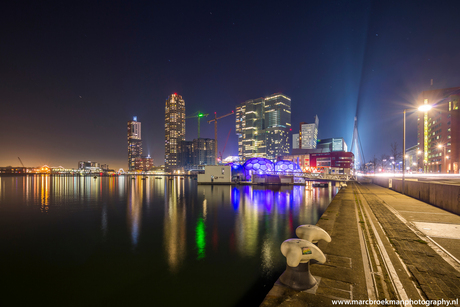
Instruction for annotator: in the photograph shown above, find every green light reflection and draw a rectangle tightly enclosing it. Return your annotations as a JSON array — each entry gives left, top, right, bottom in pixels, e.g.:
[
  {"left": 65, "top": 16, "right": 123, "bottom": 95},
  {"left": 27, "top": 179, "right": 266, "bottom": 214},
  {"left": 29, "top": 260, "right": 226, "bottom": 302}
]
[{"left": 196, "top": 216, "right": 206, "bottom": 259}]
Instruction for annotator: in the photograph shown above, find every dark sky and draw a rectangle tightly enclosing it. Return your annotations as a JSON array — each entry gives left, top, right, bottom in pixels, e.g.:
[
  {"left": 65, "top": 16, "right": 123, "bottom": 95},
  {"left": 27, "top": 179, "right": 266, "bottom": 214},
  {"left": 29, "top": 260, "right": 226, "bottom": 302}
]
[{"left": 2, "top": 0, "right": 460, "bottom": 170}]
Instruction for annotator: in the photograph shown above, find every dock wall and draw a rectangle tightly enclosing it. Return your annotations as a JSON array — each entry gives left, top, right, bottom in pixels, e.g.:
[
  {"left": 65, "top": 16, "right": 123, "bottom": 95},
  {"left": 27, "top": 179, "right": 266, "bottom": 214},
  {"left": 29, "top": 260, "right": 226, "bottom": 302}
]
[{"left": 370, "top": 177, "right": 460, "bottom": 215}]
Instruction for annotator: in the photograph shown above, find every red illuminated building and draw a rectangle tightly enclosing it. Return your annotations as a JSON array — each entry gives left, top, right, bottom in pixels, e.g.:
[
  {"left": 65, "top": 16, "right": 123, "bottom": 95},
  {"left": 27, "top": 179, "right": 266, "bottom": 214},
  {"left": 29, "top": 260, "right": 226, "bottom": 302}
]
[{"left": 280, "top": 151, "right": 354, "bottom": 174}]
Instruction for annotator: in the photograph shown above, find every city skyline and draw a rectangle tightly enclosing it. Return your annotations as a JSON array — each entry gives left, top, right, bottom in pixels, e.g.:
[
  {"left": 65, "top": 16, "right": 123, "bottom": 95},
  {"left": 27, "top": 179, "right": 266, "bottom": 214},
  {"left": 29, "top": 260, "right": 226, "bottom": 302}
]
[{"left": 2, "top": 1, "right": 460, "bottom": 170}]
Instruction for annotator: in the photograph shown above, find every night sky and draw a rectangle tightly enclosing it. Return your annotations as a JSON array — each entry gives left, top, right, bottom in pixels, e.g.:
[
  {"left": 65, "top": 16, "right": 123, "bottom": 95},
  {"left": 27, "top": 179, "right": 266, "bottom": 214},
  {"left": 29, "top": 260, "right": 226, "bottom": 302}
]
[{"left": 2, "top": 1, "right": 460, "bottom": 170}]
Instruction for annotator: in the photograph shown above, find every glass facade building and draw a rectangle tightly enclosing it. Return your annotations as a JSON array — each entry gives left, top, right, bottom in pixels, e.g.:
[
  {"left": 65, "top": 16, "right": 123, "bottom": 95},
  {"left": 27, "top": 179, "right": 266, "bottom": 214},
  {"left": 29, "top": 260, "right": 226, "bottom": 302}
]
[{"left": 236, "top": 93, "right": 291, "bottom": 162}]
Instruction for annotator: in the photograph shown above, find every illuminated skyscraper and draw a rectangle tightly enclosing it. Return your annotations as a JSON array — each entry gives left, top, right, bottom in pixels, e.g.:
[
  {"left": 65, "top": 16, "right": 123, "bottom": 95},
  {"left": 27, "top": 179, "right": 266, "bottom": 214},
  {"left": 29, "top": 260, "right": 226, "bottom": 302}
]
[
  {"left": 127, "top": 116, "right": 142, "bottom": 171},
  {"left": 264, "top": 94, "right": 292, "bottom": 159},
  {"left": 236, "top": 93, "right": 291, "bottom": 161},
  {"left": 165, "top": 93, "right": 186, "bottom": 170}
]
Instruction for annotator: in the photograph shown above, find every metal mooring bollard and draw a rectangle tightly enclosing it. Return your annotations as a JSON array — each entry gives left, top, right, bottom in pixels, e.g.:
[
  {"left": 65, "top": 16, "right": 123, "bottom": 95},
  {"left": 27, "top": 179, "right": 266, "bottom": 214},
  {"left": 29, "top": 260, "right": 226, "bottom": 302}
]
[
  {"left": 296, "top": 224, "right": 332, "bottom": 244},
  {"left": 279, "top": 239, "right": 326, "bottom": 291}
]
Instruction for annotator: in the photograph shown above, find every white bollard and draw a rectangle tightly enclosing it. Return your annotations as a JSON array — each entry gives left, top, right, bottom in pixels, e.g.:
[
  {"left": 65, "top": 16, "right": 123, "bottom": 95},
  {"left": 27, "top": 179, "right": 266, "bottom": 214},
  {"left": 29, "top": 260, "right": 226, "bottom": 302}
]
[
  {"left": 296, "top": 224, "right": 332, "bottom": 244},
  {"left": 279, "top": 239, "right": 326, "bottom": 290}
]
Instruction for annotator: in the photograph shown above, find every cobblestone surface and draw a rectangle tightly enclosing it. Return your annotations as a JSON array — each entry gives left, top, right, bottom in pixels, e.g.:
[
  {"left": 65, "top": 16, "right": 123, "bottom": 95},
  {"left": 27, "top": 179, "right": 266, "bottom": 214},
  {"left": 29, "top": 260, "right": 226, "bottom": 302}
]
[{"left": 357, "top": 183, "right": 460, "bottom": 301}]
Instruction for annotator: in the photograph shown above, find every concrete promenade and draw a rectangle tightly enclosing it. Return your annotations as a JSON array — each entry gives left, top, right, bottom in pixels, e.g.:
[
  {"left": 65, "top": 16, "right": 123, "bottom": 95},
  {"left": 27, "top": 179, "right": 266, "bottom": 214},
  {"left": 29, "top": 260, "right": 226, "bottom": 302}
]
[{"left": 260, "top": 182, "right": 460, "bottom": 306}]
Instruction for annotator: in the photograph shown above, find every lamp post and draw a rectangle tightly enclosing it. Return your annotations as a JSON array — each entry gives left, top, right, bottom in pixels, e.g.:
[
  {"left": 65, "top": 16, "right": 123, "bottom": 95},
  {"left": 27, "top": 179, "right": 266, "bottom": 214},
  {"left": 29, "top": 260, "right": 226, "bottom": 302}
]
[{"left": 403, "top": 104, "right": 432, "bottom": 193}]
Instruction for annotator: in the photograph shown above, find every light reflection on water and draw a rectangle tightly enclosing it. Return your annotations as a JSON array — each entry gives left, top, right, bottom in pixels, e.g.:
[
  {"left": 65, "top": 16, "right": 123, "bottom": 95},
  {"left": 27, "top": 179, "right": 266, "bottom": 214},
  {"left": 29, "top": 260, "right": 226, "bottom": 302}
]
[
  {"left": 164, "top": 178, "right": 187, "bottom": 273},
  {"left": 0, "top": 175, "right": 338, "bottom": 306}
]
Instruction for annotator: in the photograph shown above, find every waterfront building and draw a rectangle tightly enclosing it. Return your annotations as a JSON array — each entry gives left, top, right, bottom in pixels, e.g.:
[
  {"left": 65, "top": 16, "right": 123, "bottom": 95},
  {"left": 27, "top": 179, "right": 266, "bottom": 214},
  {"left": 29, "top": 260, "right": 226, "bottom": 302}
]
[
  {"left": 0, "top": 166, "right": 37, "bottom": 174},
  {"left": 134, "top": 155, "right": 154, "bottom": 171},
  {"left": 416, "top": 87, "right": 460, "bottom": 173},
  {"left": 281, "top": 151, "right": 354, "bottom": 175},
  {"left": 165, "top": 93, "right": 186, "bottom": 171},
  {"left": 127, "top": 116, "right": 142, "bottom": 171},
  {"left": 236, "top": 93, "right": 291, "bottom": 162},
  {"left": 193, "top": 138, "right": 215, "bottom": 166},
  {"left": 178, "top": 138, "right": 216, "bottom": 169},
  {"left": 78, "top": 161, "right": 103, "bottom": 172}
]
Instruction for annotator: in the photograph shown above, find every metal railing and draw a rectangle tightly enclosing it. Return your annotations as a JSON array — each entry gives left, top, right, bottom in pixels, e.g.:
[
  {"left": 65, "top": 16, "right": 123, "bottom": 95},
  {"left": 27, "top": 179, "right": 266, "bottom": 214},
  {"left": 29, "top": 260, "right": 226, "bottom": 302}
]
[{"left": 263, "top": 172, "right": 351, "bottom": 181}]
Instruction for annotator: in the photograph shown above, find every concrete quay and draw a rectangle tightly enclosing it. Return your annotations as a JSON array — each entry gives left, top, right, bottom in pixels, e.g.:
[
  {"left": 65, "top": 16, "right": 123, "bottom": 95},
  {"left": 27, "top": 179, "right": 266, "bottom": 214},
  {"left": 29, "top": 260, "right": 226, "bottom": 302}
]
[{"left": 260, "top": 182, "right": 460, "bottom": 306}]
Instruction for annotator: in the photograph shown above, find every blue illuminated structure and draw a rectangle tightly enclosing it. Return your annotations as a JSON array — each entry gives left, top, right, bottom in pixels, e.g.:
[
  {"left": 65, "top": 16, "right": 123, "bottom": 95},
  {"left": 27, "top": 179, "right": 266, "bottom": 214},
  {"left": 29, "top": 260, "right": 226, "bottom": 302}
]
[
  {"left": 226, "top": 162, "right": 244, "bottom": 181},
  {"left": 242, "top": 157, "right": 275, "bottom": 179},
  {"left": 274, "top": 160, "right": 302, "bottom": 174},
  {"left": 226, "top": 162, "right": 243, "bottom": 171}
]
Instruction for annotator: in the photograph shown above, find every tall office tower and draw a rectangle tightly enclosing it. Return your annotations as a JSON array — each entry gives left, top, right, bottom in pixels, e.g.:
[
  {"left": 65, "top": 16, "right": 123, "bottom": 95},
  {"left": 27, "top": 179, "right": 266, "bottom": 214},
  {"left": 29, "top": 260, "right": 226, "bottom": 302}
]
[
  {"left": 416, "top": 87, "right": 460, "bottom": 173},
  {"left": 165, "top": 93, "right": 186, "bottom": 171},
  {"left": 236, "top": 93, "right": 291, "bottom": 162},
  {"left": 298, "top": 115, "right": 319, "bottom": 149},
  {"left": 264, "top": 93, "right": 291, "bottom": 159},
  {"left": 128, "top": 116, "right": 142, "bottom": 171},
  {"left": 236, "top": 97, "right": 265, "bottom": 161}
]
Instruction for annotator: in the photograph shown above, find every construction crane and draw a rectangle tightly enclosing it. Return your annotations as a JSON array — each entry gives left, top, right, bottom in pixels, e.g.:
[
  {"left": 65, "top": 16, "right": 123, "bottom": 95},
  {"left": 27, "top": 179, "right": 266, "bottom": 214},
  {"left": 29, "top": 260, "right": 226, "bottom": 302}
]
[
  {"left": 208, "top": 111, "right": 234, "bottom": 165},
  {"left": 219, "top": 128, "right": 232, "bottom": 163},
  {"left": 186, "top": 112, "right": 209, "bottom": 139},
  {"left": 18, "top": 157, "right": 25, "bottom": 168}
]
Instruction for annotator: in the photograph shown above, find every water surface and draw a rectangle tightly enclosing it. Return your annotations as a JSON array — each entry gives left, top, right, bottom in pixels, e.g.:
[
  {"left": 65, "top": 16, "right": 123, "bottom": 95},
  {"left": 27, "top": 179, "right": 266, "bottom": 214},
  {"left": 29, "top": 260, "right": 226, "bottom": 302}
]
[{"left": 0, "top": 175, "right": 338, "bottom": 306}]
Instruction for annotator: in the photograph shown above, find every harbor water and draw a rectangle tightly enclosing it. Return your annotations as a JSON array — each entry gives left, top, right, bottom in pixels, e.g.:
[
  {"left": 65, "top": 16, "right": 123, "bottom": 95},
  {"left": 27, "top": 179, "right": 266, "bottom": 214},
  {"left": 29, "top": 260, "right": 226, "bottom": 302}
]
[{"left": 0, "top": 175, "right": 338, "bottom": 306}]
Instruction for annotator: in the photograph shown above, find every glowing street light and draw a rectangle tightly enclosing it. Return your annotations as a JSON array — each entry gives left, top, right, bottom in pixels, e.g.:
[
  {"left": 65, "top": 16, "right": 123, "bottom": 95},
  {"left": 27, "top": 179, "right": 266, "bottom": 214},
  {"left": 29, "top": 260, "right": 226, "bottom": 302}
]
[{"left": 418, "top": 104, "right": 432, "bottom": 112}]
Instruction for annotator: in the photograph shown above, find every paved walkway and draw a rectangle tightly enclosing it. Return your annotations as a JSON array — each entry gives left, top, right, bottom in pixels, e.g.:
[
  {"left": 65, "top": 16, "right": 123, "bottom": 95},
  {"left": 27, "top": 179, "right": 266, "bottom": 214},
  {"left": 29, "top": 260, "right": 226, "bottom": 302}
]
[
  {"left": 260, "top": 182, "right": 460, "bottom": 306},
  {"left": 357, "top": 183, "right": 460, "bottom": 301}
]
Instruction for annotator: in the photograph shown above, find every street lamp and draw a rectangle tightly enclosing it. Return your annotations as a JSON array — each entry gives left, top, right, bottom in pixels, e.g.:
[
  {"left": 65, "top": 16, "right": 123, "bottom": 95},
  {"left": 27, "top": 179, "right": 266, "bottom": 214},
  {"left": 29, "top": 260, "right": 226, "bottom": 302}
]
[{"left": 403, "top": 104, "right": 432, "bottom": 192}]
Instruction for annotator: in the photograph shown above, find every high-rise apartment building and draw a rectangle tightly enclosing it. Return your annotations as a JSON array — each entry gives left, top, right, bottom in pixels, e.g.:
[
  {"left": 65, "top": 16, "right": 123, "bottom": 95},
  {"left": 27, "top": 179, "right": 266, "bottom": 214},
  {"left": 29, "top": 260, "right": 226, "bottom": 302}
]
[
  {"left": 193, "top": 138, "right": 216, "bottom": 166},
  {"left": 293, "top": 115, "right": 319, "bottom": 150},
  {"left": 236, "top": 93, "right": 291, "bottom": 161},
  {"left": 165, "top": 93, "right": 186, "bottom": 171},
  {"left": 417, "top": 87, "right": 460, "bottom": 173},
  {"left": 127, "top": 116, "right": 142, "bottom": 171}
]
